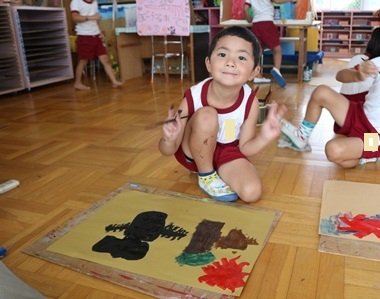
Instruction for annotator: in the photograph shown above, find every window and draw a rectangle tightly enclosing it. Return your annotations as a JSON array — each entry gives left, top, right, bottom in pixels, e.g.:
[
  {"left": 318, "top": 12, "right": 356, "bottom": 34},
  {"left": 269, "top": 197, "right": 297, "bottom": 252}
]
[{"left": 314, "top": 0, "right": 377, "bottom": 10}]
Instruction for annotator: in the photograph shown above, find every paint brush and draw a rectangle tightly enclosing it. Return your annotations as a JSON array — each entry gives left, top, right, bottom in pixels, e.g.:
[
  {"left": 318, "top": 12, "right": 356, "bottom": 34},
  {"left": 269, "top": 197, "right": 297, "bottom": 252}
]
[{"left": 155, "top": 115, "right": 189, "bottom": 126}]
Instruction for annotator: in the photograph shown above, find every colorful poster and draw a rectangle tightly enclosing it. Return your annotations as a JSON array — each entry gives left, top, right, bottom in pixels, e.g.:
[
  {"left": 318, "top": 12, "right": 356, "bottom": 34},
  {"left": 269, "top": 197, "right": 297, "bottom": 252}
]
[{"left": 136, "top": 0, "right": 190, "bottom": 36}]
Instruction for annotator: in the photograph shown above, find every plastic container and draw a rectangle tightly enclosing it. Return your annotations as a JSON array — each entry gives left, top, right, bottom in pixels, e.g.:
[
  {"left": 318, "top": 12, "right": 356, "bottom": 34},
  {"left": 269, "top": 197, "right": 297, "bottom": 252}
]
[{"left": 274, "top": 6, "right": 281, "bottom": 20}]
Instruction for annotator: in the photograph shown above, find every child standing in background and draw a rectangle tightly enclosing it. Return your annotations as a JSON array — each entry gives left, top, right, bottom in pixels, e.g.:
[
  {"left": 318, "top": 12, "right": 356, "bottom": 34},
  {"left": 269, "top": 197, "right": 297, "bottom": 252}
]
[
  {"left": 244, "top": 0, "right": 297, "bottom": 87},
  {"left": 70, "top": 0, "right": 122, "bottom": 90},
  {"left": 158, "top": 26, "right": 285, "bottom": 203}
]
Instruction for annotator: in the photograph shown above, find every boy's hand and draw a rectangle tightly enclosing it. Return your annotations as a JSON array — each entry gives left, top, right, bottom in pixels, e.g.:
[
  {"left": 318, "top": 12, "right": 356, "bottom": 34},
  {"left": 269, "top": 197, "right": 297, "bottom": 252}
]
[
  {"left": 161, "top": 106, "right": 182, "bottom": 142},
  {"left": 260, "top": 102, "right": 287, "bottom": 142}
]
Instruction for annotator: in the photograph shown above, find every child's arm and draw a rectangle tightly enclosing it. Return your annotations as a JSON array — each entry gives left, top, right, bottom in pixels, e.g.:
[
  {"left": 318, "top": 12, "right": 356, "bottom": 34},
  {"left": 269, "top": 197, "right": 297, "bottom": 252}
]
[
  {"left": 239, "top": 100, "right": 285, "bottom": 157},
  {"left": 158, "top": 98, "right": 188, "bottom": 156},
  {"left": 336, "top": 60, "right": 378, "bottom": 83}
]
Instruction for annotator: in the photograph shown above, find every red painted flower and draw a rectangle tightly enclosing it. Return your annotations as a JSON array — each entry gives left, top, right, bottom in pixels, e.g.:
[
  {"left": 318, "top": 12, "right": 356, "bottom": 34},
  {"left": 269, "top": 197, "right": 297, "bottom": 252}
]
[{"left": 198, "top": 255, "right": 250, "bottom": 292}]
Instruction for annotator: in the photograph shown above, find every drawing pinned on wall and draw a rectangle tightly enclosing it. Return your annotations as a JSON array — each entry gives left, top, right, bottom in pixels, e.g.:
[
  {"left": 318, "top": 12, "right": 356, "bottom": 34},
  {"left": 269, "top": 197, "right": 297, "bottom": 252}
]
[
  {"left": 136, "top": 0, "right": 190, "bottom": 36},
  {"left": 319, "top": 180, "right": 380, "bottom": 243},
  {"left": 25, "top": 184, "right": 279, "bottom": 298}
]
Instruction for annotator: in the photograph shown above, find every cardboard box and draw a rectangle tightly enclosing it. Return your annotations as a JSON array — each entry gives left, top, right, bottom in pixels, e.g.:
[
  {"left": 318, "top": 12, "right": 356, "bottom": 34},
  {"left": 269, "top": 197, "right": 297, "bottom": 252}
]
[{"left": 338, "top": 34, "right": 348, "bottom": 40}]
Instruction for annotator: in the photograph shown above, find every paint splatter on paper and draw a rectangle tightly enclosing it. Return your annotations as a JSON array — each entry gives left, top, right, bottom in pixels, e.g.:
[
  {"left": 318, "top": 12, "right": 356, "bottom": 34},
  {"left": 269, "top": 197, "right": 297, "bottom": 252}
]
[
  {"left": 320, "top": 212, "right": 380, "bottom": 239},
  {"left": 198, "top": 256, "right": 250, "bottom": 292}
]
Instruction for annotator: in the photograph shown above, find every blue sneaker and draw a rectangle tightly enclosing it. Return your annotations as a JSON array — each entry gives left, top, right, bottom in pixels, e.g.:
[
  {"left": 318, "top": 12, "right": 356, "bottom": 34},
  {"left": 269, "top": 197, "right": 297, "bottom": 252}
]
[
  {"left": 271, "top": 68, "right": 286, "bottom": 88},
  {"left": 198, "top": 171, "right": 238, "bottom": 202}
]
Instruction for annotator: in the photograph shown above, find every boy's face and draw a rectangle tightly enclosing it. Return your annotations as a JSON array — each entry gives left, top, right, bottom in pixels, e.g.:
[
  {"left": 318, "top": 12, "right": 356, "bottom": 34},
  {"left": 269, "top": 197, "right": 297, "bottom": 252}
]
[{"left": 205, "top": 35, "right": 259, "bottom": 86}]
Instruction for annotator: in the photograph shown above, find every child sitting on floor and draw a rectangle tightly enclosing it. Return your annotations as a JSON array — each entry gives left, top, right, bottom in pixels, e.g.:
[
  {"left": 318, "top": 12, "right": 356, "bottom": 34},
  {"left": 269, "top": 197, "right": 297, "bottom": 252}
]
[
  {"left": 158, "top": 26, "right": 285, "bottom": 203},
  {"left": 279, "top": 57, "right": 380, "bottom": 168}
]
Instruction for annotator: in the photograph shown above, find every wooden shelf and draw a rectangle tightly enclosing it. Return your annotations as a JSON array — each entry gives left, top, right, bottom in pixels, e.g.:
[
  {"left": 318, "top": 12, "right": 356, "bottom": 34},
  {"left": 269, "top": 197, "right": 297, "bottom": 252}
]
[
  {"left": 0, "top": 4, "right": 25, "bottom": 96},
  {"left": 317, "top": 10, "right": 380, "bottom": 58}
]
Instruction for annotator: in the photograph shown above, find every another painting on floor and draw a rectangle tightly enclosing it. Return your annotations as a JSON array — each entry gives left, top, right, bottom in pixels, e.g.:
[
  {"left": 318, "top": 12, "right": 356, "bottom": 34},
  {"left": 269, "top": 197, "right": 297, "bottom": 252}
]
[
  {"left": 319, "top": 180, "right": 380, "bottom": 243},
  {"left": 35, "top": 184, "right": 279, "bottom": 297}
]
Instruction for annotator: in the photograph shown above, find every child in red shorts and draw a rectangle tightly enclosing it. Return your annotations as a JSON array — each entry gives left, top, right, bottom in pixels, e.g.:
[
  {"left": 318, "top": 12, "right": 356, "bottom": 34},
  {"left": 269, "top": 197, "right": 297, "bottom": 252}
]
[
  {"left": 244, "top": 0, "right": 296, "bottom": 87},
  {"left": 71, "top": 0, "right": 122, "bottom": 90},
  {"left": 280, "top": 57, "right": 380, "bottom": 168}
]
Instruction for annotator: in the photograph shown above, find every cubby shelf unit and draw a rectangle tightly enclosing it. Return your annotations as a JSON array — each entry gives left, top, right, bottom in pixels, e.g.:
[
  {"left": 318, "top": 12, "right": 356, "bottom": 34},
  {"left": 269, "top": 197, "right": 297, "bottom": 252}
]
[
  {"left": 317, "top": 10, "right": 380, "bottom": 58},
  {"left": 11, "top": 6, "right": 73, "bottom": 90},
  {"left": 0, "top": 4, "right": 25, "bottom": 96}
]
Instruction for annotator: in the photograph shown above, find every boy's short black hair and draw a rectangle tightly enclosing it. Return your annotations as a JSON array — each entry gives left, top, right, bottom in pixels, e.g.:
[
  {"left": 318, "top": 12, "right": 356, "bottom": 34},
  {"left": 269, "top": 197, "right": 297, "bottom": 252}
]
[
  {"left": 207, "top": 26, "right": 262, "bottom": 68},
  {"left": 366, "top": 27, "right": 380, "bottom": 59}
]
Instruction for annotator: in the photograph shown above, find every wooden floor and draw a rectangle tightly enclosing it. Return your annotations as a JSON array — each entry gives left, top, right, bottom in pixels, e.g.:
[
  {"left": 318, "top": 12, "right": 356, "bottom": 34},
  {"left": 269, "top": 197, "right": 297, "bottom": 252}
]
[{"left": 1, "top": 58, "right": 380, "bottom": 299}]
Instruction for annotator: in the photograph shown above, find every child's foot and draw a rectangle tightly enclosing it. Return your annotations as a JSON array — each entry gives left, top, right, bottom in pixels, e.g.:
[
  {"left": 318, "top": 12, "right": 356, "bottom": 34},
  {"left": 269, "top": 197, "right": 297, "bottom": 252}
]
[
  {"left": 277, "top": 133, "right": 312, "bottom": 152},
  {"left": 112, "top": 81, "right": 123, "bottom": 88},
  {"left": 74, "top": 83, "right": 90, "bottom": 90},
  {"left": 270, "top": 67, "right": 286, "bottom": 88},
  {"left": 198, "top": 171, "right": 238, "bottom": 202},
  {"left": 280, "top": 119, "right": 309, "bottom": 150}
]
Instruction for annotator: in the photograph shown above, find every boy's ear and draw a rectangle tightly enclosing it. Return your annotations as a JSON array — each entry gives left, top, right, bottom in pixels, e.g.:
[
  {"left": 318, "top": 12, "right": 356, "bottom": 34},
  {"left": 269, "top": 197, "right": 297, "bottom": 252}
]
[
  {"left": 205, "top": 57, "right": 211, "bottom": 73},
  {"left": 249, "top": 65, "right": 261, "bottom": 81}
]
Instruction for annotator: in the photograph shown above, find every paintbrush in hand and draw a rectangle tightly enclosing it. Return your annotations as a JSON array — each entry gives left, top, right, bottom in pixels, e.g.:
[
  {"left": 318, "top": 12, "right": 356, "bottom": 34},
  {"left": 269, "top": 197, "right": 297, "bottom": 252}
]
[{"left": 155, "top": 114, "right": 189, "bottom": 126}]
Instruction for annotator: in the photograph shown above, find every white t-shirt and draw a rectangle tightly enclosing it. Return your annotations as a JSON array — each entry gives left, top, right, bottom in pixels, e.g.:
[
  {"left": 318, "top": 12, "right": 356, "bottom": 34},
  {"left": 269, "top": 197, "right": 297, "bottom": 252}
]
[
  {"left": 185, "top": 78, "right": 256, "bottom": 144},
  {"left": 245, "top": 0, "right": 274, "bottom": 23},
  {"left": 70, "top": 0, "right": 100, "bottom": 36},
  {"left": 339, "top": 54, "right": 375, "bottom": 95},
  {"left": 363, "top": 57, "right": 380, "bottom": 131}
]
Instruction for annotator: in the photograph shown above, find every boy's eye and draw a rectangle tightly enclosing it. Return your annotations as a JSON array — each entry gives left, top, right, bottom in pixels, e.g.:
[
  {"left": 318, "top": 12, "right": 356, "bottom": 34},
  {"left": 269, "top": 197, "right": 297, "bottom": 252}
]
[
  {"left": 217, "top": 52, "right": 226, "bottom": 57},
  {"left": 238, "top": 56, "right": 248, "bottom": 61}
]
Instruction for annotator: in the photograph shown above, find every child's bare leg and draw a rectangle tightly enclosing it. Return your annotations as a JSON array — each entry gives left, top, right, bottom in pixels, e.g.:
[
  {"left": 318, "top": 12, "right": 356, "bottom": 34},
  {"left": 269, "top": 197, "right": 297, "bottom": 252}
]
[
  {"left": 181, "top": 107, "right": 237, "bottom": 201},
  {"left": 74, "top": 59, "right": 90, "bottom": 90},
  {"left": 304, "top": 85, "right": 349, "bottom": 126},
  {"left": 98, "top": 54, "right": 122, "bottom": 87},
  {"left": 218, "top": 158, "right": 262, "bottom": 203},
  {"left": 281, "top": 85, "right": 352, "bottom": 150},
  {"left": 325, "top": 137, "right": 363, "bottom": 168},
  {"left": 182, "top": 107, "right": 218, "bottom": 172}
]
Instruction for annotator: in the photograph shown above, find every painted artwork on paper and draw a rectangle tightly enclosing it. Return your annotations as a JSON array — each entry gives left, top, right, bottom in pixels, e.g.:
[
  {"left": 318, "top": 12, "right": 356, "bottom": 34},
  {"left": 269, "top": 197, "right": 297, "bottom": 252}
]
[
  {"left": 319, "top": 180, "right": 380, "bottom": 243},
  {"left": 136, "top": 0, "right": 190, "bottom": 36},
  {"left": 47, "top": 189, "right": 277, "bottom": 296}
]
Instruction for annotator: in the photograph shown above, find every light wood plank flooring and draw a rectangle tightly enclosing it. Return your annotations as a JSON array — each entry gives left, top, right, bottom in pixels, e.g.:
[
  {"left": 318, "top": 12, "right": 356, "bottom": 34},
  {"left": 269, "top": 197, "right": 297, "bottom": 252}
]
[{"left": 1, "top": 58, "right": 380, "bottom": 299}]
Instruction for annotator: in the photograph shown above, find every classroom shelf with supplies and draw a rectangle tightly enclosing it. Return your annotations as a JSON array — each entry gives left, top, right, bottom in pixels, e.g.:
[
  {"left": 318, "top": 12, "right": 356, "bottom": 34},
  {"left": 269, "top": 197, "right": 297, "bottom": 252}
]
[{"left": 316, "top": 10, "right": 380, "bottom": 58}]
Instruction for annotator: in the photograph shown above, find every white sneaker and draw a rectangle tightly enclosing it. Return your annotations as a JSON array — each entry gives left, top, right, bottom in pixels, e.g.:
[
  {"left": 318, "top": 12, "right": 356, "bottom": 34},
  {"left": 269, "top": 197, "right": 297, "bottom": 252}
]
[
  {"left": 358, "top": 157, "right": 379, "bottom": 165},
  {"left": 198, "top": 171, "right": 238, "bottom": 202},
  {"left": 254, "top": 77, "right": 271, "bottom": 84},
  {"left": 280, "top": 119, "right": 309, "bottom": 150},
  {"left": 277, "top": 134, "right": 312, "bottom": 152}
]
